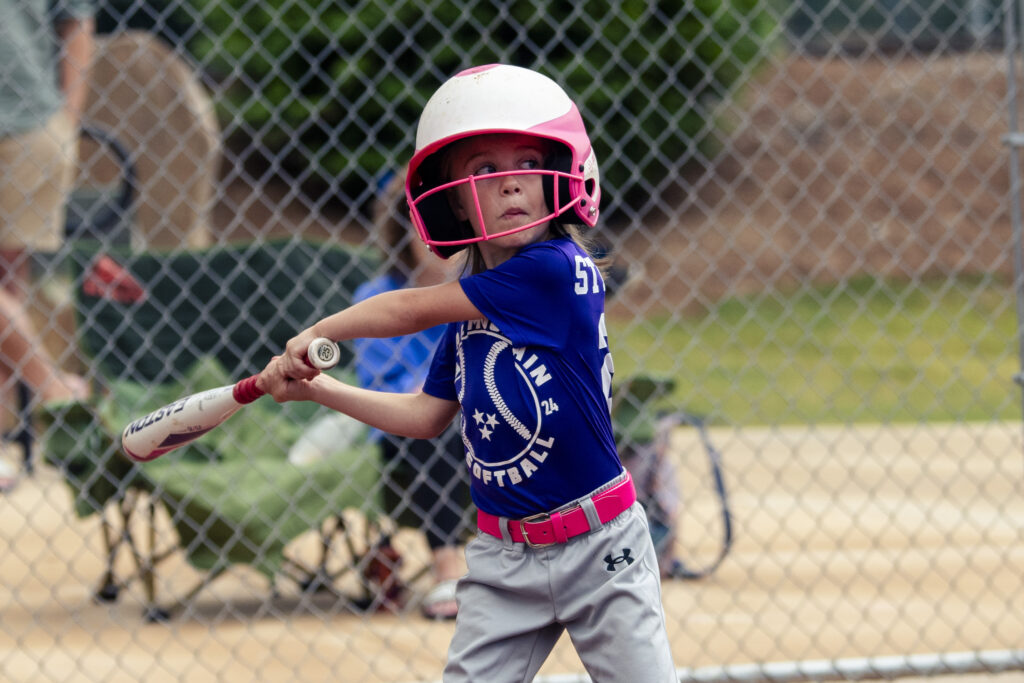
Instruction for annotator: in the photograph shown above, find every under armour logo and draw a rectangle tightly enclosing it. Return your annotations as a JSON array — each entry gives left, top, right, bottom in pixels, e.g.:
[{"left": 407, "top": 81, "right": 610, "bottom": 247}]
[{"left": 604, "top": 549, "right": 634, "bottom": 571}]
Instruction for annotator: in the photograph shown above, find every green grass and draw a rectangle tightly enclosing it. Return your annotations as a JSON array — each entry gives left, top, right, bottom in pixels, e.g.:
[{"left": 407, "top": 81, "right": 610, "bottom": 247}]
[{"left": 608, "top": 275, "right": 1023, "bottom": 425}]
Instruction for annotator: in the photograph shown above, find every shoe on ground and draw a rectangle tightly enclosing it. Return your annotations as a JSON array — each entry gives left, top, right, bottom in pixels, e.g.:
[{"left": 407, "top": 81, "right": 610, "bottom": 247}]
[
  {"left": 420, "top": 578, "right": 459, "bottom": 620},
  {"left": 0, "top": 456, "right": 18, "bottom": 493}
]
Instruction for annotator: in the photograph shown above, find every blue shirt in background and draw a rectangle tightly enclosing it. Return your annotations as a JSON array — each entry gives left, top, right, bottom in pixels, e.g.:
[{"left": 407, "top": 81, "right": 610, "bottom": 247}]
[{"left": 353, "top": 272, "right": 448, "bottom": 441}]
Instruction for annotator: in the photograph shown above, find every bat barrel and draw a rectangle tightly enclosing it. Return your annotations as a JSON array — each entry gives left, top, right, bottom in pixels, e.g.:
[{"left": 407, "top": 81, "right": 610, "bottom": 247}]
[
  {"left": 120, "top": 337, "right": 341, "bottom": 462},
  {"left": 120, "top": 383, "right": 242, "bottom": 462}
]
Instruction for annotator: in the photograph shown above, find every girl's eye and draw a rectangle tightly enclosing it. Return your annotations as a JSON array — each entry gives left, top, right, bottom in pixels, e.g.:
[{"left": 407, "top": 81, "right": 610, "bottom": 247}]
[
  {"left": 474, "top": 164, "right": 497, "bottom": 175},
  {"left": 520, "top": 158, "right": 540, "bottom": 170}
]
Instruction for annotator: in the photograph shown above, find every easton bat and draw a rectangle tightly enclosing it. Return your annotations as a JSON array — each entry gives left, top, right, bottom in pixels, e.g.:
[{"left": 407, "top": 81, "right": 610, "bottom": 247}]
[{"left": 120, "top": 337, "right": 340, "bottom": 462}]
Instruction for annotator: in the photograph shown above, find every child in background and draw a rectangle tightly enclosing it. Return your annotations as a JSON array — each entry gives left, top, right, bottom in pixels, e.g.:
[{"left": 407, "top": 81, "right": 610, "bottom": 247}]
[
  {"left": 258, "top": 64, "right": 675, "bottom": 682},
  {"left": 353, "top": 170, "right": 470, "bottom": 620}
]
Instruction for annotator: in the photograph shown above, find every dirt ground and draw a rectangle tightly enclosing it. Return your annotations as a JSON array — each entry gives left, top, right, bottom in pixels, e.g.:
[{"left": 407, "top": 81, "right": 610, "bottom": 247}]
[{"left": 2, "top": 421, "right": 1022, "bottom": 682}]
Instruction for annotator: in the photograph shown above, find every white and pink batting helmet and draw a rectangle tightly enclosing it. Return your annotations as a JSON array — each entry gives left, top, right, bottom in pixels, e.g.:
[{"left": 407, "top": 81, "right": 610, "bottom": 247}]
[{"left": 405, "top": 64, "right": 601, "bottom": 258}]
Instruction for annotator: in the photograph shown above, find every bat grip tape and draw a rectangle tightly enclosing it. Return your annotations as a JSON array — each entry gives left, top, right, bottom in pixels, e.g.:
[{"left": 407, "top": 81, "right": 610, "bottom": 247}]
[{"left": 233, "top": 376, "right": 265, "bottom": 404}]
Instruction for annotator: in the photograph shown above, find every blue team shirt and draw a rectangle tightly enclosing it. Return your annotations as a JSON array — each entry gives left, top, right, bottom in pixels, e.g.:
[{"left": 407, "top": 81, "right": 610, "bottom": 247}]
[{"left": 422, "top": 237, "right": 623, "bottom": 518}]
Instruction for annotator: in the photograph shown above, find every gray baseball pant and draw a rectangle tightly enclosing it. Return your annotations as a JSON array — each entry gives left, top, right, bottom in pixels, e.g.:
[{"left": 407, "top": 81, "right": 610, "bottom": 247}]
[{"left": 443, "top": 501, "right": 676, "bottom": 682}]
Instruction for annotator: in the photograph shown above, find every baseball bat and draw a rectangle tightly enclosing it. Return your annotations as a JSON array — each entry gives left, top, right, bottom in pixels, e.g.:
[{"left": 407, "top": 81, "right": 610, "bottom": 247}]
[{"left": 120, "top": 337, "right": 340, "bottom": 462}]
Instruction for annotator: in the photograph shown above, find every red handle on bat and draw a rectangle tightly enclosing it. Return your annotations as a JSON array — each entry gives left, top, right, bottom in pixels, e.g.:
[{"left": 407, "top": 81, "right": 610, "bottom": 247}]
[
  {"left": 231, "top": 363, "right": 307, "bottom": 405},
  {"left": 232, "top": 338, "right": 340, "bottom": 404},
  {"left": 233, "top": 376, "right": 264, "bottom": 404}
]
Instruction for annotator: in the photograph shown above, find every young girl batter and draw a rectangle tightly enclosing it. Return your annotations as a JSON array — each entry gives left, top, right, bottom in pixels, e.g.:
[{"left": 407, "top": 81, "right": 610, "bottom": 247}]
[{"left": 258, "top": 63, "right": 675, "bottom": 682}]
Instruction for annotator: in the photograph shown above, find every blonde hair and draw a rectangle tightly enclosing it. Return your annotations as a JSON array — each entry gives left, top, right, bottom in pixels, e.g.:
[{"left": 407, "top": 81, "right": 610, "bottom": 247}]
[{"left": 460, "top": 223, "right": 607, "bottom": 276}]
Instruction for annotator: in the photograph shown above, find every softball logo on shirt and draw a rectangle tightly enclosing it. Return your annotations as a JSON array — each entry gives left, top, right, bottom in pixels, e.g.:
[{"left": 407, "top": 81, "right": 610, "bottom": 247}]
[{"left": 455, "top": 319, "right": 556, "bottom": 488}]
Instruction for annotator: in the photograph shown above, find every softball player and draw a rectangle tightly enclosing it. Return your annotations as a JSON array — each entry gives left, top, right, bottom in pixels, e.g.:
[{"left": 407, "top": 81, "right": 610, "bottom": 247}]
[{"left": 258, "top": 64, "right": 676, "bottom": 682}]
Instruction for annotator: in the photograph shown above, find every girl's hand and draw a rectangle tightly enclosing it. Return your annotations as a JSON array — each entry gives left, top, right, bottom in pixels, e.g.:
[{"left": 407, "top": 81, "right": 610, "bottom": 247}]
[
  {"left": 256, "top": 330, "right": 321, "bottom": 401},
  {"left": 282, "top": 330, "right": 325, "bottom": 380},
  {"left": 257, "top": 355, "right": 329, "bottom": 404},
  {"left": 259, "top": 364, "right": 325, "bottom": 404}
]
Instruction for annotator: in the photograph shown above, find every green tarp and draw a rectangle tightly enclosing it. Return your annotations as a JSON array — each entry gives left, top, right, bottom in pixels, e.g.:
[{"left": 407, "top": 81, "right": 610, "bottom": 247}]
[{"left": 75, "top": 238, "right": 377, "bottom": 383}]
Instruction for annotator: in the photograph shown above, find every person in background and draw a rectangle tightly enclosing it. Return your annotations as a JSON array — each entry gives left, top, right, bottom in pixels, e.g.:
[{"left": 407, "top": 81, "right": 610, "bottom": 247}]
[
  {"left": 0, "top": 0, "right": 96, "bottom": 490},
  {"left": 352, "top": 169, "right": 471, "bottom": 620}
]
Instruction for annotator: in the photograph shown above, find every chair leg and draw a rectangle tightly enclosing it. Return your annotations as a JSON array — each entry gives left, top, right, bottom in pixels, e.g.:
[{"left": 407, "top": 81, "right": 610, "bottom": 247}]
[
  {"left": 140, "top": 499, "right": 169, "bottom": 622},
  {"left": 13, "top": 381, "right": 34, "bottom": 475},
  {"left": 117, "top": 492, "right": 166, "bottom": 621},
  {"left": 87, "top": 489, "right": 178, "bottom": 621},
  {"left": 165, "top": 565, "right": 226, "bottom": 621},
  {"left": 95, "top": 510, "right": 121, "bottom": 603}
]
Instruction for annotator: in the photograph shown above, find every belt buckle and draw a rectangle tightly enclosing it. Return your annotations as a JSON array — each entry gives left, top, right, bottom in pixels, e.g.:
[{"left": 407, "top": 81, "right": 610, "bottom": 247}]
[{"left": 519, "top": 512, "right": 555, "bottom": 548}]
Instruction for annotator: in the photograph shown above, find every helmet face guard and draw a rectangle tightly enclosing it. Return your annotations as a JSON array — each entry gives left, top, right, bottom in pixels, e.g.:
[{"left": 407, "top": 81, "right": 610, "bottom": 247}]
[
  {"left": 409, "top": 166, "right": 588, "bottom": 254},
  {"left": 405, "top": 64, "right": 601, "bottom": 259}
]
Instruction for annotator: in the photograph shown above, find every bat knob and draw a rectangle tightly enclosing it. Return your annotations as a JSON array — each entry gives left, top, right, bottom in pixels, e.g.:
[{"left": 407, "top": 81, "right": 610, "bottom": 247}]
[{"left": 307, "top": 337, "right": 340, "bottom": 370}]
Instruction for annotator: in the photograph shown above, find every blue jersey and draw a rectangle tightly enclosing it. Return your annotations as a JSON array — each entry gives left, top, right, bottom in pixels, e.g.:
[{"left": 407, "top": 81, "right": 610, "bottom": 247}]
[{"left": 422, "top": 237, "right": 623, "bottom": 518}]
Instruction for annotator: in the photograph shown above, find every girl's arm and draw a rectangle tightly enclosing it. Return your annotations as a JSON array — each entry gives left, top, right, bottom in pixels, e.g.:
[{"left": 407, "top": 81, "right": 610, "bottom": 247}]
[
  {"left": 315, "top": 280, "right": 479, "bottom": 341},
  {"left": 263, "top": 279, "right": 480, "bottom": 389},
  {"left": 262, "top": 372, "right": 460, "bottom": 439}
]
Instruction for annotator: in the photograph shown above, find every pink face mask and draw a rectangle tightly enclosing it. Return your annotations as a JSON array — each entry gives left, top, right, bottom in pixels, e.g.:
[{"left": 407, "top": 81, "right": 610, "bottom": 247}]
[{"left": 409, "top": 167, "right": 583, "bottom": 251}]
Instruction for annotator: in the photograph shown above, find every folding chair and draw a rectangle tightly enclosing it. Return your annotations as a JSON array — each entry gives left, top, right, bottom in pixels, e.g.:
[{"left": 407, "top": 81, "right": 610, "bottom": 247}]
[
  {"left": 614, "top": 375, "right": 734, "bottom": 579},
  {"left": 43, "top": 238, "right": 413, "bottom": 621}
]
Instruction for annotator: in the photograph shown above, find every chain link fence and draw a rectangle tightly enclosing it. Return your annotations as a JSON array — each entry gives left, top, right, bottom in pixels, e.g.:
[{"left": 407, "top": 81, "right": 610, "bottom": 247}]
[{"left": 2, "top": 0, "right": 1023, "bottom": 681}]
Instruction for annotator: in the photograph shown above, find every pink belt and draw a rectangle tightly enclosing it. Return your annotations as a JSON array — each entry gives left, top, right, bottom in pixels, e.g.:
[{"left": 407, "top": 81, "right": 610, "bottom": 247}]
[{"left": 477, "top": 473, "right": 636, "bottom": 548}]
